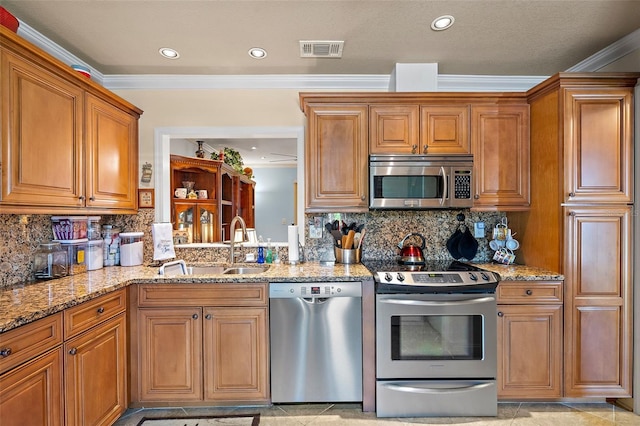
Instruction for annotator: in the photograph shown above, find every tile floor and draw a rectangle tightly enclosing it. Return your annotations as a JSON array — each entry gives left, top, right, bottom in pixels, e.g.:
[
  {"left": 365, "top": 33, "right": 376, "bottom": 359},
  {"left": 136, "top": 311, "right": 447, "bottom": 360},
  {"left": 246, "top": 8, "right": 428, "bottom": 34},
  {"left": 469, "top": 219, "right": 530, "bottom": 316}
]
[{"left": 114, "top": 402, "right": 639, "bottom": 425}]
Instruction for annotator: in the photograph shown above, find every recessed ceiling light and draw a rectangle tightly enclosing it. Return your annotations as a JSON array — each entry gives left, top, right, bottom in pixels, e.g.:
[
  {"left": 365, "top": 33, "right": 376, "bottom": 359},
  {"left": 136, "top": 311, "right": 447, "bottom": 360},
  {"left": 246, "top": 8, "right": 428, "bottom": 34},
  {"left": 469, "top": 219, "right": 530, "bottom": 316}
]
[
  {"left": 248, "top": 47, "right": 267, "bottom": 59},
  {"left": 431, "top": 15, "right": 455, "bottom": 31},
  {"left": 159, "top": 47, "right": 180, "bottom": 59}
]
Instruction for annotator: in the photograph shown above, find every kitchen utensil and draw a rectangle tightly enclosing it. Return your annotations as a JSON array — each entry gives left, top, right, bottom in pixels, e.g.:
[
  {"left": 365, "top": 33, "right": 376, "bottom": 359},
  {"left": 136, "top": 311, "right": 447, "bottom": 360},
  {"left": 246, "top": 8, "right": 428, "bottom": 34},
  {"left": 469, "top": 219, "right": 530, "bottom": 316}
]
[
  {"left": 356, "top": 229, "right": 366, "bottom": 249},
  {"left": 344, "top": 230, "right": 356, "bottom": 249},
  {"left": 457, "top": 226, "right": 479, "bottom": 260},
  {"left": 446, "top": 228, "right": 463, "bottom": 259},
  {"left": 397, "top": 233, "right": 426, "bottom": 265},
  {"left": 331, "top": 230, "right": 343, "bottom": 245}
]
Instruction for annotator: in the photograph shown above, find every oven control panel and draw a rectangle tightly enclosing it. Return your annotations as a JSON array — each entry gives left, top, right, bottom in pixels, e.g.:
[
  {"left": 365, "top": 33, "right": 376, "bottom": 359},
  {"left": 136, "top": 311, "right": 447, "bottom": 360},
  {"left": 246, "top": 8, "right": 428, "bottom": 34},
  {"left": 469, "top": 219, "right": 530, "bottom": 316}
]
[{"left": 375, "top": 271, "right": 498, "bottom": 286}]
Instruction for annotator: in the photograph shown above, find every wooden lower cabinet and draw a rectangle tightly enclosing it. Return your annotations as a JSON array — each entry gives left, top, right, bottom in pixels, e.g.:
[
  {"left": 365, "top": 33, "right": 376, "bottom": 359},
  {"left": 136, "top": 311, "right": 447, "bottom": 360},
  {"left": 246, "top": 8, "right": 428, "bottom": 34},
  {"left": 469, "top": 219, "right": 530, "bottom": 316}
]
[
  {"left": 497, "top": 281, "right": 563, "bottom": 399},
  {"left": 133, "top": 284, "right": 269, "bottom": 405},
  {"left": 0, "top": 348, "right": 64, "bottom": 426},
  {"left": 64, "top": 313, "right": 127, "bottom": 426}
]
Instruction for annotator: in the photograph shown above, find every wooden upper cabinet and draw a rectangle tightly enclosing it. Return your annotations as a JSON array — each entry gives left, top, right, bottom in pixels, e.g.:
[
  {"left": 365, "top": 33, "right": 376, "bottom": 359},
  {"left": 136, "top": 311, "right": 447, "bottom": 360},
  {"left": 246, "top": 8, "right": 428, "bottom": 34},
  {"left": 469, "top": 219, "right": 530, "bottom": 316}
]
[
  {"left": 85, "top": 94, "right": 138, "bottom": 211},
  {"left": 471, "top": 104, "right": 530, "bottom": 211},
  {"left": 563, "top": 88, "right": 634, "bottom": 204},
  {"left": 304, "top": 104, "right": 369, "bottom": 212},
  {"left": 0, "top": 26, "right": 142, "bottom": 214},
  {"left": 420, "top": 105, "right": 470, "bottom": 154},
  {"left": 1, "top": 48, "right": 84, "bottom": 210},
  {"left": 369, "top": 105, "right": 419, "bottom": 154},
  {"left": 369, "top": 104, "right": 470, "bottom": 155}
]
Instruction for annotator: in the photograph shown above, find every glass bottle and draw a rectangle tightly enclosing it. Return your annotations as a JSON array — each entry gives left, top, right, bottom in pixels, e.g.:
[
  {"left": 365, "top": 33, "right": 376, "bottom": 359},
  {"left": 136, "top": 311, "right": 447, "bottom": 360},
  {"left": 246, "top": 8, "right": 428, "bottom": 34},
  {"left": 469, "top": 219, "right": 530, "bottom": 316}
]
[
  {"left": 257, "top": 235, "right": 265, "bottom": 264},
  {"left": 265, "top": 238, "right": 273, "bottom": 264}
]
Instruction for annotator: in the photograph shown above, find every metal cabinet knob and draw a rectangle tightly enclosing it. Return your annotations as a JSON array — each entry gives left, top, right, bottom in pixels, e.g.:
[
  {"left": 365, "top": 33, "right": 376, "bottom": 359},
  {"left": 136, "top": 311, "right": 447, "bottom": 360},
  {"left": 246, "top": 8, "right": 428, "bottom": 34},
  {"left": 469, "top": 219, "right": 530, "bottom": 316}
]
[
  {"left": 525, "top": 289, "right": 533, "bottom": 296},
  {"left": 97, "top": 307, "right": 105, "bottom": 314},
  {"left": 205, "top": 314, "right": 212, "bottom": 320},
  {"left": 192, "top": 313, "right": 199, "bottom": 320},
  {"left": 89, "top": 196, "right": 96, "bottom": 201},
  {"left": 411, "top": 144, "right": 417, "bottom": 154},
  {"left": 423, "top": 145, "right": 428, "bottom": 154},
  {"left": 79, "top": 195, "right": 85, "bottom": 201},
  {"left": 0, "top": 348, "right": 12, "bottom": 357},
  {"left": 69, "top": 348, "right": 77, "bottom": 355},
  {"left": 360, "top": 195, "right": 366, "bottom": 201},
  {"left": 569, "top": 192, "right": 575, "bottom": 198},
  {"left": 474, "top": 194, "right": 480, "bottom": 200},
  {"left": 497, "top": 311, "right": 504, "bottom": 317}
]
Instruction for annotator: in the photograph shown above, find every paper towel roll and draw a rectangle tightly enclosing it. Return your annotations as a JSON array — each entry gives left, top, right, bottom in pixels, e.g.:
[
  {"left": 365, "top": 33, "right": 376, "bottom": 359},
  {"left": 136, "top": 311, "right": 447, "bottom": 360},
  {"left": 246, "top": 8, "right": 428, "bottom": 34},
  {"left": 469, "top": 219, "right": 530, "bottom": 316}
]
[{"left": 288, "top": 225, "right": 299, "bottom": 263}]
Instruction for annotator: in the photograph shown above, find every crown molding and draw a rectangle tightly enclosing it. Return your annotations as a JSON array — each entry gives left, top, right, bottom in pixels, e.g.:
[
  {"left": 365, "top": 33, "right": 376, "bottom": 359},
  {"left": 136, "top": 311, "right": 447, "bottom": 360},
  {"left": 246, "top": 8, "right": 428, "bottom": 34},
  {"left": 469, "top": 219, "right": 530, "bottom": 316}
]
[
  {"left": 566, "top": 27, "right": 640, "bottom": 72},
  {"left": 16, "top": 20, "right": 105, "bottom": 84}
]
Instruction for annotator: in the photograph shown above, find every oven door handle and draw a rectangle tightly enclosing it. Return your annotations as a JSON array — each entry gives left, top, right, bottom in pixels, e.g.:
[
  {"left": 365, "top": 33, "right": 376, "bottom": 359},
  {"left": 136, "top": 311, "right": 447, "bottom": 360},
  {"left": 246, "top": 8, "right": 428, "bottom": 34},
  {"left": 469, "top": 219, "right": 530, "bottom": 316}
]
[
  {"left": 381, "top": 382, "right": 494, "bottom": 394},
  {"left": 439, "top": 166, "right": 447, "bottom": 205},
  {"left": 378, "top": 296, "right": 495, "bottom": 307}
]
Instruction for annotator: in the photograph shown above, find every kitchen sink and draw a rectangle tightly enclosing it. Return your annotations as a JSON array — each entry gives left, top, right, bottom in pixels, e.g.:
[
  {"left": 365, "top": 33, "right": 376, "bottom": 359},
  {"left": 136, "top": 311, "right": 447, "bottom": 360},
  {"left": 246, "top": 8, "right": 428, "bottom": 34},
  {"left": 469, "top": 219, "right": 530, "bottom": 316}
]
[
  {"left": 160, "top": 260, "right": 270, "bottom": 276},
  {"left": 222, "top": 266, "right": 270, "bottom": 275}
]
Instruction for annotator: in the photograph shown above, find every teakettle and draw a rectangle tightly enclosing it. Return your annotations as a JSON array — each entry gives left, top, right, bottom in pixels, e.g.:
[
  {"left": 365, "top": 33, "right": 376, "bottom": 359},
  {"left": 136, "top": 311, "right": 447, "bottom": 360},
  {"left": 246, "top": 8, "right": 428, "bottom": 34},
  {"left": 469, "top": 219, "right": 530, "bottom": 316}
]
[{"left": 397, "top": 232, "right": 426, "bottom": 265}]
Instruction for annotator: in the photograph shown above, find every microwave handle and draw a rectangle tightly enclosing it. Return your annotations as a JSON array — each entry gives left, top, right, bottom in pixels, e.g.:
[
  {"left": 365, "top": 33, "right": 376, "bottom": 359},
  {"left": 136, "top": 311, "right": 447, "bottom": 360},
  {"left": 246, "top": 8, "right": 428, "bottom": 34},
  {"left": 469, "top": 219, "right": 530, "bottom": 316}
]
[{"left": 439, "top": 166, "right": 447, "bottom": 205}]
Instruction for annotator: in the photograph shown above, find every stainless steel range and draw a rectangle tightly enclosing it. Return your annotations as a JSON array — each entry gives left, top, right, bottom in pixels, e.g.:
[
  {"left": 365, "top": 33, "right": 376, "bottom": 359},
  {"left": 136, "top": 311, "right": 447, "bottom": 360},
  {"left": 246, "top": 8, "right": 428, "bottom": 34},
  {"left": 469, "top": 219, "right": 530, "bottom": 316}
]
[{"left": 364, "top": 260, "right": 500, "bottom": 418}]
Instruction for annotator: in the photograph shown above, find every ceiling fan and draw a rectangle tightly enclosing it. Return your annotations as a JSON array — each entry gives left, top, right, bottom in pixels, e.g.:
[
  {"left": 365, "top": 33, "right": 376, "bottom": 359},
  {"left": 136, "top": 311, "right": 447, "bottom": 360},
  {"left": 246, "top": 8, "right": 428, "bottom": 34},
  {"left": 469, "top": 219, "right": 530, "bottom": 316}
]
[{"left": 269, "top": 153, "right": 297, "bottom": 163}]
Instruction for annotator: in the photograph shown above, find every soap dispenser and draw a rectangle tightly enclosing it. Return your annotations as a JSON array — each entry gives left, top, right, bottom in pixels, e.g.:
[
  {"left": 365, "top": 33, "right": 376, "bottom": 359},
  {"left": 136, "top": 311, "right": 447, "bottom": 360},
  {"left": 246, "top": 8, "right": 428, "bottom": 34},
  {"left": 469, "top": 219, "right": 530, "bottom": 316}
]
[{"left": 266, "top": 238, "right": 273, "bottom": 264}]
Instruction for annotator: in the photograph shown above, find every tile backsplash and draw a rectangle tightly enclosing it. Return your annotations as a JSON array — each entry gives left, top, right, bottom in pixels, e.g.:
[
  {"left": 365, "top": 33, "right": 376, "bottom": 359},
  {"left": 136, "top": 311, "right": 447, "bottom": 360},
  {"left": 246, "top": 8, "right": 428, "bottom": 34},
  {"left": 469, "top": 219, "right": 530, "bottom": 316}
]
[{"left": 0, "top": 208, "right": 504, "bottom": 288}]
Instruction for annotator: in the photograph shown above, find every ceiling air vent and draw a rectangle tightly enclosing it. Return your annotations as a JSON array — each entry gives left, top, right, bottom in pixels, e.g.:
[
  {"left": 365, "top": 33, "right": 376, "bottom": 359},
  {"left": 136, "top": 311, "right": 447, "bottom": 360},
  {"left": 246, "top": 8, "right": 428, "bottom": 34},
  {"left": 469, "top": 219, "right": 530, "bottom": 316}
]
[{"left": 299, "top": 41, "right": 344, "bottom": 58}]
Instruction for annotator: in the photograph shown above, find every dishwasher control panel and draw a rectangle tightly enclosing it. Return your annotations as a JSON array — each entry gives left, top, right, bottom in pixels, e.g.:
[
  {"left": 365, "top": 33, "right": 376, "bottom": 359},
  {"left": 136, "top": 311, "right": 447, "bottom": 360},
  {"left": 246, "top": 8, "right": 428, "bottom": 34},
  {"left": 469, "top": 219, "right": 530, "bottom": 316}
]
[{"left": 269, "top": 282, "right": 362, "bottom": 298}]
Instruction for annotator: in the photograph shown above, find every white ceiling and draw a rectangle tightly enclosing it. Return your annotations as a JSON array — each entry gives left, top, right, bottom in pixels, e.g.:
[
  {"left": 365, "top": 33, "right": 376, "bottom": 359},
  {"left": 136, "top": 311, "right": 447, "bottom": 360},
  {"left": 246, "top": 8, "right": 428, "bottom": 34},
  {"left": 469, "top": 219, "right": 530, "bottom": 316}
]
[{"left": 4, "top": 0, "right": 640, "bottom": 77}]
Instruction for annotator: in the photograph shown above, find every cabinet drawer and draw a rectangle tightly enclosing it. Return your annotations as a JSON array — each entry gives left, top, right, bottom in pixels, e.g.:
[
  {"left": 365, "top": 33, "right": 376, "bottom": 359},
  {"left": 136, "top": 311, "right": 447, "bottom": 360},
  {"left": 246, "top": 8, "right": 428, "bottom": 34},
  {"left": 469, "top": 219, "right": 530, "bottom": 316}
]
[
  {"left": 0, "top": 313, "right": 63, "bottom": 374},
  {"left": 64, "top": 289, "right": 126, "bottom": 339},
  {"left": 497, "top": 281, "right": 562, "bottom": 304},
  {"left": 138, "top": 284, "right": 267, "bottom": 307}
]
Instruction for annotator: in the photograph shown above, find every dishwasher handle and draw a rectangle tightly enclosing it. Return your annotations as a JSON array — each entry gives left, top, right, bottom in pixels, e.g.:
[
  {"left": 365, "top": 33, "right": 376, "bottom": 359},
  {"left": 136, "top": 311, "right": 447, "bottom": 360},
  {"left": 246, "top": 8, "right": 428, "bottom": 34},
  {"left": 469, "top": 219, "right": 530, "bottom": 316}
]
[{"left": 269, "top": 282, "right": 362, "bottom": 298}]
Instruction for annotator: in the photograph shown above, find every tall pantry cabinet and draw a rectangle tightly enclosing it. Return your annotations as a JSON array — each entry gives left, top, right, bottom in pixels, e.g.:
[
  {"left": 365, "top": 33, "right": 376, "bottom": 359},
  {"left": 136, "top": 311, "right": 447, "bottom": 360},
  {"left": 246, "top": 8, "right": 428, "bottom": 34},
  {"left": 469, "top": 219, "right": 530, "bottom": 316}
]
[{"left": 510, "top": 73, "right": 638, "bottom": 398}]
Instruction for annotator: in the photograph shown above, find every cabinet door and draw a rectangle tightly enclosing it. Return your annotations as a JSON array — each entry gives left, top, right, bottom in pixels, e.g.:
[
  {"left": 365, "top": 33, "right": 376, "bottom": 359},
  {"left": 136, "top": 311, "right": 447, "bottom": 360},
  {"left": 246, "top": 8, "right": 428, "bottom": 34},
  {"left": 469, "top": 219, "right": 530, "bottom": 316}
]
[
  {"left": 563, "top": 206, "right": 632, "bottom": 397},
  {"left": 85, "top": 93, "right": 138, "bottom": 211},
  {"left": 0, "top": 348, "right": 64, "bottom": 426},
  {"left": 471, "top": 104, "right": 530, "bottom": 210},
  {"left": 1, "top": 49, "right": 84, "bottom": 211},
  {"left": 420, "top": 105, "right": 470, "bottom": 154},
  {"left": 305, "top": 105, "right": 368, "bottom": 212},
  {"left": 497, "top": 305, "right": 562, "bottom": 399},
  {"left": 137, "top": 307, "right": 203, "bottom": 402},
  {"left": 203, "top": 307, "right": 268, "bottom": 401},
  {"left": 64, "top": 313, "right": 126, "bottom": 426},
  {"left": 563, "top": 88, "right": 634, "bottom": 204},
  {"left": 369, "top": 105, "right": 419, "bottom": 154}
]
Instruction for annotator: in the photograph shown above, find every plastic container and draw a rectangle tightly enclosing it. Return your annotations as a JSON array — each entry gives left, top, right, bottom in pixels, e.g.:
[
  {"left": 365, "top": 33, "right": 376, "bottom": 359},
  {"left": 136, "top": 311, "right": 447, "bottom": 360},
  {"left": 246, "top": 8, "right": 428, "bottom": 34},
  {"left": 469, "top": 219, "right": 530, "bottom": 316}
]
[
  {"left": 87, "top": 216, "right": 102, "bottom": 240},
  {"left": 52, "top": 216, "right": 88, "bottom": 240},
  {"left": 33, "top": 242, "right": 68, "bottom": 280},
  {"left": 86, "top": 240, "right": 104, "bottom": 270},
  {"left": 119, "top": 232, "right": 144, "bottom": 266},
  {"left": 57, "top": 239, "right": 88, "bottom": 275},
  {"left": 102, "top": 225, "right": 120, "bottom": 266},
  {"left": 334, "top": 247, "right": 362, "bottom": 264}
]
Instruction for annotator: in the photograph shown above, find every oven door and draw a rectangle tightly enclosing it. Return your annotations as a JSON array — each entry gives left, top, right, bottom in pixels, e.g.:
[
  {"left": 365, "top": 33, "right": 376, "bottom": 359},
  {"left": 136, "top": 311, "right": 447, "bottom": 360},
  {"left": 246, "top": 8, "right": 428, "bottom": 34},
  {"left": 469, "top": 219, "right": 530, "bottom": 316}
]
[{"left": 376, "top": 293, "right": 496, "bottom": 379}]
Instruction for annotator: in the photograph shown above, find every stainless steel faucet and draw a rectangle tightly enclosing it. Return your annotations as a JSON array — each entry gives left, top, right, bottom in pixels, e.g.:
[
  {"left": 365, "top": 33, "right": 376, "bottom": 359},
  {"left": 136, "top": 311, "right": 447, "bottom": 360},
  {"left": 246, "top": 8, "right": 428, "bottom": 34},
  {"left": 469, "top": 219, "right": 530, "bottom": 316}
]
[{"left": 229, "top": 215, "right": 247, "bottom": 264}]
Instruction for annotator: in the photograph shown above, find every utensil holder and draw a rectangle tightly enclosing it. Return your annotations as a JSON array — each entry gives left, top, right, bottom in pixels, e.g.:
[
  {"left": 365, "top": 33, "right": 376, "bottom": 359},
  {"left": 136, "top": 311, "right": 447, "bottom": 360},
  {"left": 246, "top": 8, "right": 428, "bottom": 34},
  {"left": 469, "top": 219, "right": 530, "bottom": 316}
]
[{"left": 334, "top": 247, "right": 362, "bottom": 264}]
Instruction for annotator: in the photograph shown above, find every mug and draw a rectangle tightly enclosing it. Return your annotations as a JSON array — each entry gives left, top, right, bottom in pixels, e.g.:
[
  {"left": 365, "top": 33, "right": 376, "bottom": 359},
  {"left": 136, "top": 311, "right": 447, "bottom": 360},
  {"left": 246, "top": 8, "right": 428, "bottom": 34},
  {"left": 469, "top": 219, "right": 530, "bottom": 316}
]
[
  {"left": 489, "top": 239, "right": 505, "bottom": 251},
  {"left": 174, "top": 188, "right": 187, "bottom": 198},
  {"left": 196, "top": 189, "right": 208, "bottom": 199},
  {"left": 506, "top": 238, "right": 520, "bottom": 250}
]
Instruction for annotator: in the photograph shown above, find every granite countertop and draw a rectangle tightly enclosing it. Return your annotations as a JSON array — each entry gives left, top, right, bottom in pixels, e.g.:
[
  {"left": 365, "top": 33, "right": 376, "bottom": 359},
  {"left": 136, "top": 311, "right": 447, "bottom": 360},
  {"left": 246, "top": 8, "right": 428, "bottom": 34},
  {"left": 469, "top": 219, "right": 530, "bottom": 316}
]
[
  {"left": 0, "top": 262, "right": 371, "bottom": 333},
  {"left": 0, "top": 260, "right": 562, "bottom": 334},
  {"left": 474, "top": 262, "right": 564, "bottom": 281}
]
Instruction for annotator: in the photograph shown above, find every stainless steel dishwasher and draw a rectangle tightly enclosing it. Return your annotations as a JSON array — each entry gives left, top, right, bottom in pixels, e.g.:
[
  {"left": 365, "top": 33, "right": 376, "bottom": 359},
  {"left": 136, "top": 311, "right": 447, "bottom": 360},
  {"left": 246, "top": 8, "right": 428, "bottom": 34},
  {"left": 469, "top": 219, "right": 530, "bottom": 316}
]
[{"left": 269, "top": 282, "right": 362, "bottom": 403}]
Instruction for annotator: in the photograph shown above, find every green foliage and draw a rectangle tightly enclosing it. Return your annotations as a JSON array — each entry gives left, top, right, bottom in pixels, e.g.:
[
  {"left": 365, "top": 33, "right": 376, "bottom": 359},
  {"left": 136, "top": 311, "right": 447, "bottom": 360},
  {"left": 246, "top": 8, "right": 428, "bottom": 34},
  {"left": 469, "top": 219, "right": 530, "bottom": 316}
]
[{"left": 210, "top": 147, "right": 244, "bottom": 172}]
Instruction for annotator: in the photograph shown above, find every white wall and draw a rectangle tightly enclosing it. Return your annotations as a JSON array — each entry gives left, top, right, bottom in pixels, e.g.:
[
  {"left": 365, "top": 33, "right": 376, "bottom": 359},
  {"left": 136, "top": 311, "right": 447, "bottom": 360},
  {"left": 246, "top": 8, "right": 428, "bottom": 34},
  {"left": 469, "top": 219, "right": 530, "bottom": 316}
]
[{"left": 252, "top": 167, "right": 297, "bottom": 241}]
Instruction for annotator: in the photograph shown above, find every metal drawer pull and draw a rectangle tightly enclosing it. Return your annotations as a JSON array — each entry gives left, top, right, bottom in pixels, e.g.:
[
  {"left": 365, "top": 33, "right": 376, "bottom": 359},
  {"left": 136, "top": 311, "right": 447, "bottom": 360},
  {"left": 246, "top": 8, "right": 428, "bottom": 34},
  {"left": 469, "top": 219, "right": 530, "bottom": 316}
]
[
  {"left": 525, "top": 289, "right": 533, "bottom": 296},
  {"left": 205, "top": 314, "right": 212, "bottom": 320},
  {"left": 97, "top": 307, "right": 105, "bottom": 314},
  {"left": 192, "top": 313, "right": 199, "bottom": 320},
  {"left": 497, "top": 311, "right": 504, "bottom": 317},
  {"left": 0, "top": 348, "right": 12, "bottom": 357},
  {"left": 69, "top": 348, "right": 77, "bottom": 355}
]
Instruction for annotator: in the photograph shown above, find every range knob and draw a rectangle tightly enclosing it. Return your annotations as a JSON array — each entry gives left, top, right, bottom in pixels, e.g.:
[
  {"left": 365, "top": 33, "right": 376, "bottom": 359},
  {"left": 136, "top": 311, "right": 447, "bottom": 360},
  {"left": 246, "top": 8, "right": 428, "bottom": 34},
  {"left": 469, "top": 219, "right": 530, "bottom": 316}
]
[
  {"left": 384, "top": 272, "right": 393, "bottom": 282},
  {"left": 469, "top": 272, "right": 478, "bottom": 281},
  {"left": 480, "top": 272, "right": 490, "bottom": 281},
  {"left": 397, "top": 273, "right": 405, "bottom": 282}
]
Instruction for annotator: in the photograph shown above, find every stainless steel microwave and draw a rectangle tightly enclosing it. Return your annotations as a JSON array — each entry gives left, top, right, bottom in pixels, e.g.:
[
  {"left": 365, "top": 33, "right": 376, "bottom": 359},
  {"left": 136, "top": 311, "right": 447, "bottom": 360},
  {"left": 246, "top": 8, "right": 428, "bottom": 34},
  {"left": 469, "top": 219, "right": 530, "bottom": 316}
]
[{"left": 369, "top": 155, "right": 474, "bottom": 209}]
